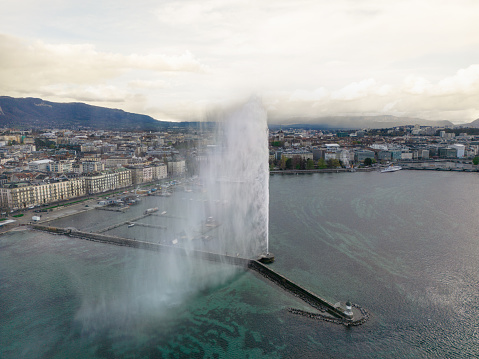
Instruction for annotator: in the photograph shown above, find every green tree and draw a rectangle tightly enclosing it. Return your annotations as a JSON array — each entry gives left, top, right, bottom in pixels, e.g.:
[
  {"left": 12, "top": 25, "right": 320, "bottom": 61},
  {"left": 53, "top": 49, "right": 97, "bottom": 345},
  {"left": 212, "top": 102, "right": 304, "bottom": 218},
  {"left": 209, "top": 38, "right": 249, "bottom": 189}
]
[
  {"left": 317, "top": 158, "right": 327, "bottom": 169},
  {"left": 291, "top": 156, "right": 301, "bottom": 170},
  {"left": 285, "top": 158, "right": 293, "bottom": 169},
  {"left": 327, "top": 158, "right": 341, "bottom": 168},
  {"left": 306, "top": 159, "right": 314, "bottom": 170},
  {"left": 364, "top": 157, "right": 373, "bottom": 166},
  {"left": 34, "top": 138, "right": 56, "bottom": 149},
  {"left": 473, "top": 156, "right": 479, "bottom": 165}
]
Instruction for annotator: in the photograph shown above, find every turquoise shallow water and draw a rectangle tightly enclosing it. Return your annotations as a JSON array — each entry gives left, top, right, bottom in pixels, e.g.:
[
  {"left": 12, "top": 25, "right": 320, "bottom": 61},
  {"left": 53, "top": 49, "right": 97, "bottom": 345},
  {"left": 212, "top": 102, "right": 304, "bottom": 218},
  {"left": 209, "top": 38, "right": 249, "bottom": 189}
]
[{"left": 2, "top": 171, "right": 479, "bottom": 358}]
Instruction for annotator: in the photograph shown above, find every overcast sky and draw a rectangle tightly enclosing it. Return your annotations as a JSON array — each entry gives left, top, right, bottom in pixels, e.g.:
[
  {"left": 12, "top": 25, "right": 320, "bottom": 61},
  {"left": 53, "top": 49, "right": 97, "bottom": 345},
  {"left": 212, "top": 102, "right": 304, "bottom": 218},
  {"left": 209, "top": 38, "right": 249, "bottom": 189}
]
[{"left": 1, "top": 0, "right": 479, "bottom": 123}]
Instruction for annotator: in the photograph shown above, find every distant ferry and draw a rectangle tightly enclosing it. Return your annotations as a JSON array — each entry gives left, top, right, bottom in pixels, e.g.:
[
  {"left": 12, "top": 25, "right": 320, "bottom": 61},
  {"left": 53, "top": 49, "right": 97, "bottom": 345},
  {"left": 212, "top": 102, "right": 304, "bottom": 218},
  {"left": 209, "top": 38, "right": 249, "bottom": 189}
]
[{"left": 381, "top": 165, "right": 402, "bottom": 173}]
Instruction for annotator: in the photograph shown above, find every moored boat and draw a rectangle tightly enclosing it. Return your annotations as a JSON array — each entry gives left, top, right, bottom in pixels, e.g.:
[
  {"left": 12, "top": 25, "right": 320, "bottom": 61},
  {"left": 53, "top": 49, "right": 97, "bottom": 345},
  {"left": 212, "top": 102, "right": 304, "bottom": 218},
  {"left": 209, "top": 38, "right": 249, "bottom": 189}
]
[{"left": 381, "top": 165, "right": 402, "bottom": 173}]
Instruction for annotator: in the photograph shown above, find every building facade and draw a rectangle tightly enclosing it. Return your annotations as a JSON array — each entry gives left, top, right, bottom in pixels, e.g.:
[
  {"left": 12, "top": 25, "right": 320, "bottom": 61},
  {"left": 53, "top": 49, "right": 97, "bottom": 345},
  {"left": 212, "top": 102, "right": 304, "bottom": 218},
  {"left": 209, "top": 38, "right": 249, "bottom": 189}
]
[
  {"left": 83, "top": 169, "right": 132, "bottom": 194},
  {"left": 0, "top": 178, "right": 86, "bottom": 210}
]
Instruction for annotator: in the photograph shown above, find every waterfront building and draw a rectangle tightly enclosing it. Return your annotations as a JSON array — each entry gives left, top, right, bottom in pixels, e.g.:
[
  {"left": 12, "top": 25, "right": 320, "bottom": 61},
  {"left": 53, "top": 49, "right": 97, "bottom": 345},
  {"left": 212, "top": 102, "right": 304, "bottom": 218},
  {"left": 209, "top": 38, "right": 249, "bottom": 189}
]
[
  {"left": 152, "top": 164, "right": 167, "bottom": 180},
  {"left": 451, "top": 144, "right": 465, "bottom": 158},
  {"left": 83, "top": 168, "right": 132, "bottom": 194},
  {"left": 324, "top": 151, "right": 338, "bottom": 162},
  {"left": 282, "top": 150, "right": 313, "bottom": 161},
  {"left": 390, "top": 150, "right": 402, "bottom": 161},
  {"left": 0, "top": 178, "right": 86, "bottom": 210},
  {"left": 167, "top": 160, "right": 186, "bottom": 175},
  {"left": 312, "top": 148, "right": 323, "bottom": 161},
  {"left": 438, "top": 147, "right": 457, "bottom": 158},
  {"left": 355, "top": 150, "right": 375, "bottom": 162},
  {"left": 378, "top": 151, "right": 392, "bottom": 162},
  {"left": 128, "top": 164, "right": 167, "bottom": 184},
  {"left": 418, "top": 149, "right": 429, "bottom": 159}
]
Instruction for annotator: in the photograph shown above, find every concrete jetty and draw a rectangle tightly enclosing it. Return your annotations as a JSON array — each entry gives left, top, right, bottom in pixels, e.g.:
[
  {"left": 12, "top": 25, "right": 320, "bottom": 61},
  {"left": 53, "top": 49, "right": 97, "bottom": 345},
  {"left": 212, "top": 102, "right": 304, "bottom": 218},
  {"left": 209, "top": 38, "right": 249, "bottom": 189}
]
[
  {"left": 149, "top": 213, "right": 185, "bottom": 220},
  {"left": 32, "top": 224, "right": 369, "bottom": 326},
  {"left": 96, "top": 206, "right": 130, "bottom": 212},
  {"left": 127, "top": 222, "right": 167, "bottom": 229},
  {"left": 97, "top": 213, "right": 152, "bottom": 233}
]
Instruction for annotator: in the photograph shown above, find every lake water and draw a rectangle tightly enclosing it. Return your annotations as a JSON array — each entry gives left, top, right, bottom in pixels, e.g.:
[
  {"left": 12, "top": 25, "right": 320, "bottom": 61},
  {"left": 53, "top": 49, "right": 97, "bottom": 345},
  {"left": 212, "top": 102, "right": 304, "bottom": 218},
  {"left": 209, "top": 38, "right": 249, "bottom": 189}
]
[{"left": 1, "top": 171, "right": 479, "bottom": 358}]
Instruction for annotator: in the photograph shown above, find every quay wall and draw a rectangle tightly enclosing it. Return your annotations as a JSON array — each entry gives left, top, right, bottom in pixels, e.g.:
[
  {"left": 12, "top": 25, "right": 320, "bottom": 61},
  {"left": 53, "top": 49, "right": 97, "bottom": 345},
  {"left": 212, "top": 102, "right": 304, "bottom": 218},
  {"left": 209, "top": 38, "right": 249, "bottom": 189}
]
[{"left": 270, "top": 168, "right": 374, "bottom": 175}]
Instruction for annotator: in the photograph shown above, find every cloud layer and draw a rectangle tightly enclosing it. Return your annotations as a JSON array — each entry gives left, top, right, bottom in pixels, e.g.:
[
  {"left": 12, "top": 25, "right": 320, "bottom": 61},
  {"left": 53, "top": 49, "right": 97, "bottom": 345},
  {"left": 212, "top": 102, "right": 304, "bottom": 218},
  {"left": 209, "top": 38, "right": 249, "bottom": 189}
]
[{"left": 1, "top": 0, "right": 479, "bottom": 123}]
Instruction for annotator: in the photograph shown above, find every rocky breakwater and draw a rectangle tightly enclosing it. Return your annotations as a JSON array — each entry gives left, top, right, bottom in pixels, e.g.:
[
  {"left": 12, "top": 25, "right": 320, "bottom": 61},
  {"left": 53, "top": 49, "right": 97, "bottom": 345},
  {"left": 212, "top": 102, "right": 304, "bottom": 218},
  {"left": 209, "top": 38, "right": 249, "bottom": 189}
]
[{"left": 248, "top": 260, "right": 369, "bottom": 326}]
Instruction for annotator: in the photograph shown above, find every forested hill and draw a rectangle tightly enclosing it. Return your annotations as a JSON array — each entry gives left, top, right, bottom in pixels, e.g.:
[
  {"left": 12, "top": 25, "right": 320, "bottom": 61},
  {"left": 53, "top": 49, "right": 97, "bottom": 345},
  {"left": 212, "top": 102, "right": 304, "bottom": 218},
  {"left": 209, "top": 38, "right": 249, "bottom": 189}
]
[{"left": 0, "top": 96, "right": 174, "bottom": 130}]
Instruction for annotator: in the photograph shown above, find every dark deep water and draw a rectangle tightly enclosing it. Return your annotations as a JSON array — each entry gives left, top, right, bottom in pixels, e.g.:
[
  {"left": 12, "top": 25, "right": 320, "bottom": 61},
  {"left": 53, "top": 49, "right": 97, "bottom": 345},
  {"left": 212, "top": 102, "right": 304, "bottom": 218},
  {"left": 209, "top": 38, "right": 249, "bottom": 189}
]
[{"left": 2, "top": 171, "right": 479, "bottom": 358}]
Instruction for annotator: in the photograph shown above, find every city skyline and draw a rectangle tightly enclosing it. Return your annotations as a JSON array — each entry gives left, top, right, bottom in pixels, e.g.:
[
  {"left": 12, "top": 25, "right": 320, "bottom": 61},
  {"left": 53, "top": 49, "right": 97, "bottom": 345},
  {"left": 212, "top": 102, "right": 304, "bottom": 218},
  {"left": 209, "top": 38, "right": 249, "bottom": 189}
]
[{"left": 1, "top": 0, "right": 479, "bottom": 124}]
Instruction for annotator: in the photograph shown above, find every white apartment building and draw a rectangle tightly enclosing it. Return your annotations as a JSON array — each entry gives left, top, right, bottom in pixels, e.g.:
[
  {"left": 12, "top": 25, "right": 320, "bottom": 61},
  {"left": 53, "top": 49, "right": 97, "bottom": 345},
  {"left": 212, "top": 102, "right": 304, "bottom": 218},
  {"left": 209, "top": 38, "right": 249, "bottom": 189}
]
[
  {"left": 153, "top": 164, "right": 167, "bottom": 180},
  {"left": 451, "top": 144, "right": 465, "bottom": 158},
  {"left": 83, "top": 169, "right": 132, "bottom": 194},
  {"left": 129, "top": 164, "right": 168, "bottom": 184},
  {"left": 0, "top": 178, "right": 85, "bottom": 210}
]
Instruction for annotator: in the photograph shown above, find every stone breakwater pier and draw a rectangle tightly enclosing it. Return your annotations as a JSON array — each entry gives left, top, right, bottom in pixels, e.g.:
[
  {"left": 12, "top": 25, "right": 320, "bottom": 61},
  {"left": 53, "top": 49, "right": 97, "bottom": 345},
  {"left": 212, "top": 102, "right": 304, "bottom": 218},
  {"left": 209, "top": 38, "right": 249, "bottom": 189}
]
[{"left": 32, "top": 224, "right": 369, "bottom": 326}]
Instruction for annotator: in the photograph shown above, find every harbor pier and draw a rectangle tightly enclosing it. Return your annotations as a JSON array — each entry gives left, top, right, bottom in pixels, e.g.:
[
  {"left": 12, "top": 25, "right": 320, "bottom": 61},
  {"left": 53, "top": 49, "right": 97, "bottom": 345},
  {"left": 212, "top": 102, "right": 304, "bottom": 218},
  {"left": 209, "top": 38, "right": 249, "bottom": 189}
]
[{"left": 32, "top": 224, "right": 369, "bottom": 326}]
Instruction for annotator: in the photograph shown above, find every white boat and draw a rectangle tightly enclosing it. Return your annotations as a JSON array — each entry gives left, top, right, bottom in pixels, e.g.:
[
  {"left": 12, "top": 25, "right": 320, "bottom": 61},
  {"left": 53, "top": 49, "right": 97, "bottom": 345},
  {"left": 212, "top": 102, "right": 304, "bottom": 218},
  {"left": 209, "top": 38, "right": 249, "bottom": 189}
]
[
  {"left": 381, "top": 165, "right": 402, "bottom": 173},
  {"left": 128, "top": 223, "right": 135, "bottom": 228},
  {"left": 144, "top": 207, "right": 159, "bottom": 215}
]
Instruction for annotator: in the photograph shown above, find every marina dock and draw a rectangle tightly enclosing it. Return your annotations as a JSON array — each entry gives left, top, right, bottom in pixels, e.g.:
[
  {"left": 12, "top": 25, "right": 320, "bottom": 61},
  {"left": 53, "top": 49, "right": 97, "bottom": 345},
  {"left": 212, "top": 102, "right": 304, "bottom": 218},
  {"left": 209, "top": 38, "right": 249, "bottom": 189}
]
[{"left": 97, "top": 213, "right": 153, "bottom": 233}]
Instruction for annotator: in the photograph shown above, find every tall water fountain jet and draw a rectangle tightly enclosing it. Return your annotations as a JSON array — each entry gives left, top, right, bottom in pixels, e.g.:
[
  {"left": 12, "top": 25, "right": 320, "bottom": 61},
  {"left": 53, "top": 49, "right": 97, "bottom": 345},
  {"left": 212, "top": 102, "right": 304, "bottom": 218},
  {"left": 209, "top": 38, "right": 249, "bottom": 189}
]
[
  {"left": 73, "top": 98, "right": 271, "bottom": 331},
  {"left": 200, "top": 98, "right": 270, "bottom": 259}
]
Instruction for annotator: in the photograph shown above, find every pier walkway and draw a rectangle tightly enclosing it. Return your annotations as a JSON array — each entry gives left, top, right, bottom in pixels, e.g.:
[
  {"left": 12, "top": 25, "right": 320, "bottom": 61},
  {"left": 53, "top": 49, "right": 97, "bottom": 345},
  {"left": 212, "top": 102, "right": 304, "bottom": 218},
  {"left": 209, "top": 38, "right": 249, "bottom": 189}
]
[{"left": 32, "top": 224, "right": 369, "bottom": 326}]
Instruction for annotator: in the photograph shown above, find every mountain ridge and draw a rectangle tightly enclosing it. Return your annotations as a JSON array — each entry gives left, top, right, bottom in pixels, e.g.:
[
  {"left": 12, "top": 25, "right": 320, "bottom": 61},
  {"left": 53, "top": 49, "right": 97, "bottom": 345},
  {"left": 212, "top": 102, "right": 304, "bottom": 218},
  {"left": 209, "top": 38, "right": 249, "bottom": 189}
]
[
  {"left": 0, "top": 96, "right": 470, "bottom": 130},
  {"left": 269, "top": 115, "right": 454, "bottom": 129},
  {"left": 0, "top": 96, "right": 171, "bottom": 130}
]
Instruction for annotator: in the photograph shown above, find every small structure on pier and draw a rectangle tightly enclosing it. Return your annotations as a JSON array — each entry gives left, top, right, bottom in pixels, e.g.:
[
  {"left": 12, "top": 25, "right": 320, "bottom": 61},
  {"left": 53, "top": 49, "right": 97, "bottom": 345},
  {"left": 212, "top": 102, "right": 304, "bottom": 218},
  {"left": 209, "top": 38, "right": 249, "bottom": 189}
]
[
  {"left": 344, "top": 300, "right": 353, "bottom": 319},
  {"left": 258, "top": 252, "right": 275, "bottom": 264}
]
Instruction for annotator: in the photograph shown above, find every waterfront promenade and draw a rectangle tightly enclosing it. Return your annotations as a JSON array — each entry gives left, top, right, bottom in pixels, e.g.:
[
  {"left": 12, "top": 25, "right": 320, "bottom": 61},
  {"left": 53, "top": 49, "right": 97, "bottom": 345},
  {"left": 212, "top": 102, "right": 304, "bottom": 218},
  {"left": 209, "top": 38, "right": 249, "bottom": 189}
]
[{"left": 270, "top": 168, "right": 375, "bottom": 174}]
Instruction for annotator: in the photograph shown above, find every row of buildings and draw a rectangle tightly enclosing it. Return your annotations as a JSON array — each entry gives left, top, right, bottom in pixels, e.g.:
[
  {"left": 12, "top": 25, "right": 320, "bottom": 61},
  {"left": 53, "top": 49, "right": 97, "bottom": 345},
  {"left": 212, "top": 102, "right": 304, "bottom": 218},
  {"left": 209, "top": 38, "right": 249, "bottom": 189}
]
[
  {"left": 0, "top": 165, "right": 170, "bottom": 211},
  {"left": 269, "top": 126, "right": 479, "bottom": 167},
  {"left": 0, "top": 129, "right": 196, "bottom": 211}
]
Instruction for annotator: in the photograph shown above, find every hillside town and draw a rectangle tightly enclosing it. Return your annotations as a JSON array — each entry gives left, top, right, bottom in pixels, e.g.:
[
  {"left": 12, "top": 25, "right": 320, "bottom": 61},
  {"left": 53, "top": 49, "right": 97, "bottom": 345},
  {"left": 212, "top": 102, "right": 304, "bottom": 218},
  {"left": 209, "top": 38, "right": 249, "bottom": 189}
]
[{"left": 0, "top": 124, "right": 478, "bottom": 213}]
